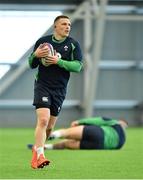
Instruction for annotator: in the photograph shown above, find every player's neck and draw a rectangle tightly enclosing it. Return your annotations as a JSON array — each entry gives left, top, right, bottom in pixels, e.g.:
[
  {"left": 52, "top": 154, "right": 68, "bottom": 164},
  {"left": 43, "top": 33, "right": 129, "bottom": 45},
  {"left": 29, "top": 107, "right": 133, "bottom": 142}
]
[{"left": 53, "top": 33, "right": 67, "bottom": 42}]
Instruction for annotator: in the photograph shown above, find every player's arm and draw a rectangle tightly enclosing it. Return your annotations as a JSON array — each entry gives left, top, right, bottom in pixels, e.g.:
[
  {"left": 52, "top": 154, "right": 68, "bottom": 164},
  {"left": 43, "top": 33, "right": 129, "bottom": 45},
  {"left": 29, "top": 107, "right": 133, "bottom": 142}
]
[
  {"left": 45, "top": 41, "right": 83, "bottom": 72},
  {"left": 28, "top": 52, "right": 39, "bottom": 69},
  {"left": 45, "top": 55, "right": 83, "bottom": 72},
  {"left": 44, "top": 56, "right": 83, "bottom": 72},
  {"left": 57, "top": 41, "right": 83, "bottom": 72},
  {"left": 28, "top": 41, "right": 49, "bottom": 69},
  {"left": 77, "top": 117, "right": 118, "bottom": 126},
  {"left": 57, "top": 59, "right": 83, "bottom": 72}
]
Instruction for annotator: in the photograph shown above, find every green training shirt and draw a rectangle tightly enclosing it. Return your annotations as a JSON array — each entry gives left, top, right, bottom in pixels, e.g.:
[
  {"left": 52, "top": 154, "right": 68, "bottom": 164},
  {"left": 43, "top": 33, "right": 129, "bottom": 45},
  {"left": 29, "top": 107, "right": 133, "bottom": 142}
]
[
  {"left": 78, "top": 117, "right": 120, "bottom": 149},
  {"left": 28, "top": 35, "right": 83, "bottom": 88}
]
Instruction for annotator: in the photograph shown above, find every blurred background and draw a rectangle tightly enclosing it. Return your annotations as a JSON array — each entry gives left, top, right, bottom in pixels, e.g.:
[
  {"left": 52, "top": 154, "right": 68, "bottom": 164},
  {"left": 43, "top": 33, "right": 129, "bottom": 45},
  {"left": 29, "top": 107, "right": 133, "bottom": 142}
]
[{"left": 0, "top": 0, "right": 143, "bottom": 128}]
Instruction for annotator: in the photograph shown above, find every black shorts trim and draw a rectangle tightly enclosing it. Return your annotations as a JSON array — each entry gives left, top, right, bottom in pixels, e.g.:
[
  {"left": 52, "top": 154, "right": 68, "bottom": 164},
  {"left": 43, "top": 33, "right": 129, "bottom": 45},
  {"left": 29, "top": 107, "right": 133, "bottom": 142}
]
[
  {"left": 35, "top": 104, "right": 50, "bottom": 109},
  {"left": 80, "top": 125, "right": 104, "bottom": 149}
]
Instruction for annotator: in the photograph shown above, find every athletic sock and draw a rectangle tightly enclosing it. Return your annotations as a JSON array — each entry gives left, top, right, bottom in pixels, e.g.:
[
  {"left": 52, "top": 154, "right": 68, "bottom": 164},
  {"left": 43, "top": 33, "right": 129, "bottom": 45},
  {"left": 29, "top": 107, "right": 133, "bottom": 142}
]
[
  {"left": 37, "top": 147, "right": 44, "bottom": 159},
  {"left": 51, "top": 130, "right": 61, "bottom": 138},
  {"left": 44, "top": 144, "right": 53, "bottom": 150}
]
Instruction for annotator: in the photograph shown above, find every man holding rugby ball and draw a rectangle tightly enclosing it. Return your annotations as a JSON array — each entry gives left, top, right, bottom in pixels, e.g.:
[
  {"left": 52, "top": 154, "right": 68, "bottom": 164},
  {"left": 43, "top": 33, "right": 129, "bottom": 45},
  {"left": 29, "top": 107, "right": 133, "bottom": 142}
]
[{"left": 28, "top": 15, "right": 83, "bottom": 169}]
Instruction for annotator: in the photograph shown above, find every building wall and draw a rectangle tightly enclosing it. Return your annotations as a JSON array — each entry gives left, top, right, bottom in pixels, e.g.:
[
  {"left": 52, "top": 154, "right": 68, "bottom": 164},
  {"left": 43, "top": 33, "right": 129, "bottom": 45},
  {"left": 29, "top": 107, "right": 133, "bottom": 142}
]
[{"left": 0, "top": 20, "right": 142, "bottom": 128}]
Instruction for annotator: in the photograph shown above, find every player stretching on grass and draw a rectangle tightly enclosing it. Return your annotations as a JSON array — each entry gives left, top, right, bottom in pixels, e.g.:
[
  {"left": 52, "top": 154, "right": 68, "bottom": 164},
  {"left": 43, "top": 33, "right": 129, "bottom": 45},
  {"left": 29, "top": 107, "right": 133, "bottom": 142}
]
[
  {"left": 28, "top": 15, "right": 83, "bottom": 169},
  {"left": 28, "top": 117, "right": 128, "bottom": 150}
]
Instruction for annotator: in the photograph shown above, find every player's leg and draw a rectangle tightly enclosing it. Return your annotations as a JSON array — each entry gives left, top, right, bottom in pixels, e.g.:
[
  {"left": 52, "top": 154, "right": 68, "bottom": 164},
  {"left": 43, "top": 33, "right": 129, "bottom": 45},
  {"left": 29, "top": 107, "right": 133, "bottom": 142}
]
[
  {"left": 49, "top": 125, "right": 85, "bottom": 140},
  {"left": 35, "top": 108, "right": 51, "bottom": 168},
  {"left": 47, "top": 87, "right": 67, "bottom": 139},
  {"left": 31, "top": 83, "right": 52, "bottom": 169},
  {"left": 36, "top": 87, "right": 65, "bottom": 166},
  {"left": 46, "top": 126, "right": 104, "bottom": 150},
  {"left": 45, "top": 139, "right": 80, "bottom": 150},
  {"left": 31, "top": 107, "right": 50, "bottom": 169},
  {"left": 46, "top": 115, "right": 57, "bottom": 139},
  {"left": 35, "top": 108, "right": 50, "bottom": 147},
  {"left": 28, "top": 115, "right": 57, "bottom": 151}
]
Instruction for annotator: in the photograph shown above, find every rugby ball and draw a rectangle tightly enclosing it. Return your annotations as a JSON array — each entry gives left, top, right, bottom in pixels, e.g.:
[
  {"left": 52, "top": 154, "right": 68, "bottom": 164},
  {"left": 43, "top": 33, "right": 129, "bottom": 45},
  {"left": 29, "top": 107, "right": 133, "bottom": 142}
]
[{"left": 41, "top": 43, "right": 54, "bottom": 67}]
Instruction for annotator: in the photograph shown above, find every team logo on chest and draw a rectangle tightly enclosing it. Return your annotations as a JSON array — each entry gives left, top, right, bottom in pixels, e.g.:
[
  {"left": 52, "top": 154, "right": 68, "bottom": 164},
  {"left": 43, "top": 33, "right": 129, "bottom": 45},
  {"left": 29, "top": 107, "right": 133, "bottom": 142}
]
[{"left": 64, "top": 45, "right": 68, "bottom": 51}]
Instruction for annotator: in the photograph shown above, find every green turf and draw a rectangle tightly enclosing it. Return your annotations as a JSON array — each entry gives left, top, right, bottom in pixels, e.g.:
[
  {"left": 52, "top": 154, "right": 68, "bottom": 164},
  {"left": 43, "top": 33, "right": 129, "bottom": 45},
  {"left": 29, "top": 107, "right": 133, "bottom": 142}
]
[{"left": 0, "top": 127, "right": 143, "bottom": 179}]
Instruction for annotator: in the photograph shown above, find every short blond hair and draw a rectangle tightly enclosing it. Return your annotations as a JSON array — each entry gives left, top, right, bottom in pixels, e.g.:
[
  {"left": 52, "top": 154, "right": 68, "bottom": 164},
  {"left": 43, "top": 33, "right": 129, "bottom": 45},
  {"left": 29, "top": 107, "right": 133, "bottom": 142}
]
[{"left": 54, "top": 15, "right": 70, "bottom": 24}]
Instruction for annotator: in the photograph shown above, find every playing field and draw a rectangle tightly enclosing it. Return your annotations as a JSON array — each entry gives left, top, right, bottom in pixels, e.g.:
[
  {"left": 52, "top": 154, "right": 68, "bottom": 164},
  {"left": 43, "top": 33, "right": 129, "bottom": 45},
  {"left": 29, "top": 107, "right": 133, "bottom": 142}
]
[{"left": 0, "top": 127, "right": 143, "bottom": 179}]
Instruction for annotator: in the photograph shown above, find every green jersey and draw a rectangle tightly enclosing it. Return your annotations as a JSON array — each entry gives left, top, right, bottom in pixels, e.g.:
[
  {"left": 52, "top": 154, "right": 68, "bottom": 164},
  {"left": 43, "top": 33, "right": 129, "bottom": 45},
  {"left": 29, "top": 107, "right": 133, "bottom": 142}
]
[{"left": 78, "top": 117, "right": 123, "bottom": 149}]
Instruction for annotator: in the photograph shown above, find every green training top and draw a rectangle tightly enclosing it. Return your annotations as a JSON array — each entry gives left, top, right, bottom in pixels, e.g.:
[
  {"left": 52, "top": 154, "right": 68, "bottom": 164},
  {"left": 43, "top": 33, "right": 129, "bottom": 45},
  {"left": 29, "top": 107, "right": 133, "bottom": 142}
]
[{"left": 78, "top": 117, "right": 120, "bottom": 149}]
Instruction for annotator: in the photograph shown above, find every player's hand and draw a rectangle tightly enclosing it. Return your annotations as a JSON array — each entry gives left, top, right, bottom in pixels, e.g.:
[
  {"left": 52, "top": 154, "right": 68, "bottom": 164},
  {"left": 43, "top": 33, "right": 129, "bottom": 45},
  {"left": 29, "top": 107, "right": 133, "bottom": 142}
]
[
  {"left": 70, "top": 121, "right": 79, "bottom": 127},
  {"left": 34, "top": 43, "right": 50, "bottom": 58},
  {"left": 44, "top": 53, "right": 59, "bottom": 65}
]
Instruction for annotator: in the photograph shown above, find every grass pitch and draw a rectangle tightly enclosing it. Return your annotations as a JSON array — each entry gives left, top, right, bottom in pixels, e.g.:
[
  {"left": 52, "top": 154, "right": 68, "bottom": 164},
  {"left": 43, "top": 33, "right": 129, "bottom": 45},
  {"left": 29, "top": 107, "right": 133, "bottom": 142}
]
[{"left": 0, "top": 127, "right": 143, "bottom": 179}]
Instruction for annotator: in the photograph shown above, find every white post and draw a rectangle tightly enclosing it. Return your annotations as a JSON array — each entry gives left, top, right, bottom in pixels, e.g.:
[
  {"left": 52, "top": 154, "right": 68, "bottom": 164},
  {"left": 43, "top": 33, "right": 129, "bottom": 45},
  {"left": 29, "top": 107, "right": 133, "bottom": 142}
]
[
  {"left": 82, "top": 1, "right": 93, "bottom": 110},
  {"left": 85, "top": 0, "right": 108, "bottom": 117}
]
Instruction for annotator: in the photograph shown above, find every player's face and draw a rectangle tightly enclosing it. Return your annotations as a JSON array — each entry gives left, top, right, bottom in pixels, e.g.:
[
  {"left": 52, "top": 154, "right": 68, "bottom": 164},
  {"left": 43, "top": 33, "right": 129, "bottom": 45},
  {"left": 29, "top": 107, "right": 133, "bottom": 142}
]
[{"left": 54, "top": 18, "right": 71, "bottom": 39}]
